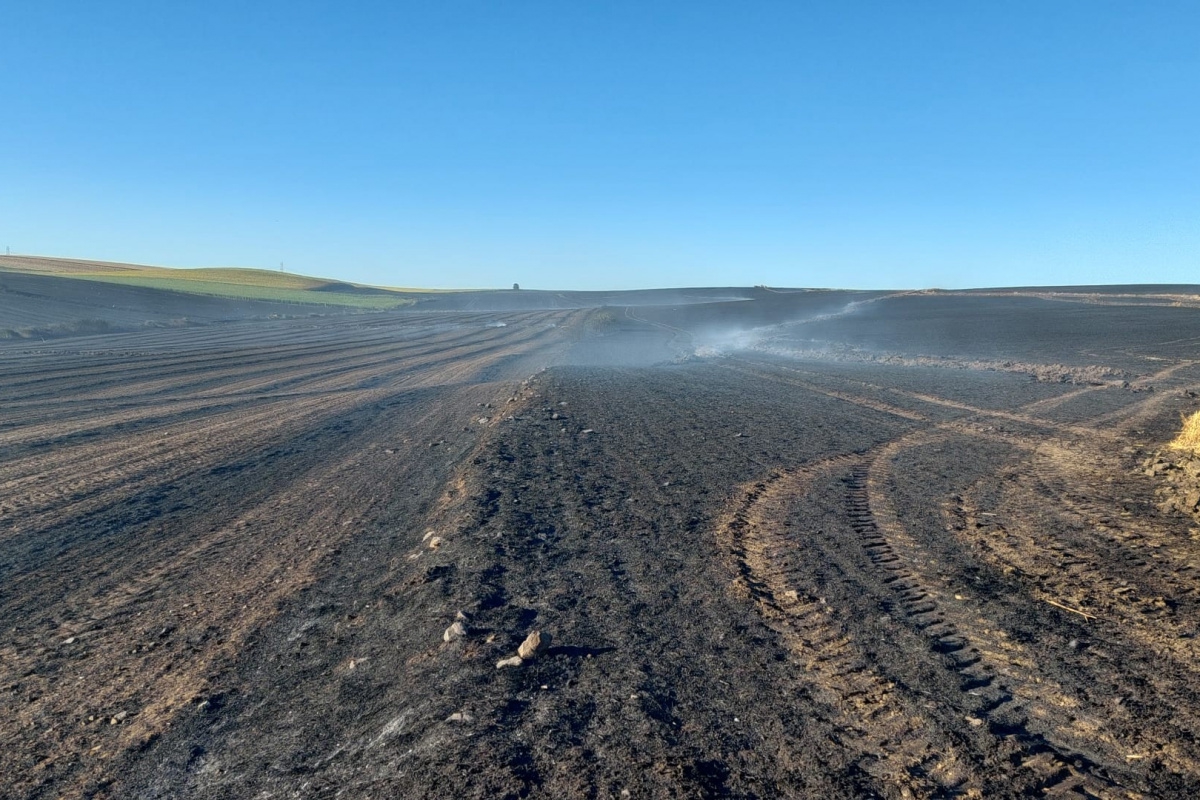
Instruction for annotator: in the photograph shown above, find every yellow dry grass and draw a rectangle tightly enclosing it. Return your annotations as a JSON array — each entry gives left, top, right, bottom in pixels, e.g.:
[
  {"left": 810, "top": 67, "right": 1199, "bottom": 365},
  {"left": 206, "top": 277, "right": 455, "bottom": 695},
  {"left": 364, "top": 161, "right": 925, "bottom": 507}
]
[{"left": 1168, "top": 411, "right": 1200, "bottom": 452}]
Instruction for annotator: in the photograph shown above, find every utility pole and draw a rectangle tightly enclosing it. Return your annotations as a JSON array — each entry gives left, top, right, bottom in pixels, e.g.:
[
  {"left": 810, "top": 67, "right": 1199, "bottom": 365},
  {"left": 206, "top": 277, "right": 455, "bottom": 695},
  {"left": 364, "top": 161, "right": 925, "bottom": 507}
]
[{"left": 279, "top": 262, "right": 284, "bottom": 272}]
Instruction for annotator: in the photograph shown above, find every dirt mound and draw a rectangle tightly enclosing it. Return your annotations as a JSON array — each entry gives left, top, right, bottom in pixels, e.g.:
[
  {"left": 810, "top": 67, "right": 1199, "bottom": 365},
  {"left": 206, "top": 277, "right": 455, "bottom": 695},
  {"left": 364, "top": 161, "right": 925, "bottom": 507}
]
[{"left": 1143, "top": 450, "right": 1200, "bottom": 516}]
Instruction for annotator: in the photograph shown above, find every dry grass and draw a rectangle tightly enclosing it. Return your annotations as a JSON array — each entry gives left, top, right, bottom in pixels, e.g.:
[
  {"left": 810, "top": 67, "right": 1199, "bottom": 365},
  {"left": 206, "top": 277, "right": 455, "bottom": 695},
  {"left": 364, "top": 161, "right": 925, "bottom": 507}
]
[{"left": 1168, "top": 411, "right": 1200, "bottom": 452}]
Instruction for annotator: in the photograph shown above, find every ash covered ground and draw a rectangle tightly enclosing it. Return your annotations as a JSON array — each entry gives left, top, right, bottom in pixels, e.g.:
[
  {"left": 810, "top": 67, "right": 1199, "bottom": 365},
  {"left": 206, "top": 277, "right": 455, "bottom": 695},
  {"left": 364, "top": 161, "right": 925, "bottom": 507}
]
[{"left": 6, "top": 275, "right": 1200, "bottom": 798}]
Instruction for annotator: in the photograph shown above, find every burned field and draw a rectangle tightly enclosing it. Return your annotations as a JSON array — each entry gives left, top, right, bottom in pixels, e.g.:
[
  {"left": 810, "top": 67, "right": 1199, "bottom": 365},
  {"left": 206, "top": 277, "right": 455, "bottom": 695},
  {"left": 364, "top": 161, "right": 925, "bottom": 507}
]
[{"left": 5, "top": 280, "right": 1200, "bottom": 798}]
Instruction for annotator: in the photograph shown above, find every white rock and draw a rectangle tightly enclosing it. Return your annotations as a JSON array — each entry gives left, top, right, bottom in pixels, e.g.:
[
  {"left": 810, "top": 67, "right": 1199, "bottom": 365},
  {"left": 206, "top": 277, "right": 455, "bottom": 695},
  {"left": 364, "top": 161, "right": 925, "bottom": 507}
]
[
  {"left": 496, "top": 655, "right": 523, "bottom": 669},
  {"left": 517, "top": 631, "right": 550, "bottom": 660},
  {"left": 443, "top": 621, "right": 466, "bottom": 642}
]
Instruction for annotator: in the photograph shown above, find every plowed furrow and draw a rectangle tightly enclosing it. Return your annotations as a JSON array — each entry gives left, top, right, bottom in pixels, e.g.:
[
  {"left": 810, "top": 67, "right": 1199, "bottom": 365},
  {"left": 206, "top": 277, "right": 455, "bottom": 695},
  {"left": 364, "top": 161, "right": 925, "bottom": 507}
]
[
  {"left": 0, "top": 314, "right": 525, "bottom": 418},
  {"left": 0, "top": 311, "right": 552, "bottom": 403},
  {"left": 0, "top": 327, "right": 564, "bottom": 551},
  {"left": 0, "top": 324, "right": 485, "bottom": 438}
]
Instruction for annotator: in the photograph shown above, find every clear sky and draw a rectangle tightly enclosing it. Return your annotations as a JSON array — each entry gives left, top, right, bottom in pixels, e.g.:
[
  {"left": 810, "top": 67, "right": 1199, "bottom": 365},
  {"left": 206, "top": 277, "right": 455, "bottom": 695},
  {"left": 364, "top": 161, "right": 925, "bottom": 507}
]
[{"left": 2, "top": 2, "right": 1197, "bottom": 289}]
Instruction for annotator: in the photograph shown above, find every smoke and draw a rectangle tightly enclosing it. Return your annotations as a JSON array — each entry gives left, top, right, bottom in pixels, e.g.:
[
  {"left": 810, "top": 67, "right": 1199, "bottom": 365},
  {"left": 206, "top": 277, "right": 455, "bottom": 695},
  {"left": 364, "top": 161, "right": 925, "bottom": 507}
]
[{"left": 691, "top": 299, "right": 873, "bottom": 358}]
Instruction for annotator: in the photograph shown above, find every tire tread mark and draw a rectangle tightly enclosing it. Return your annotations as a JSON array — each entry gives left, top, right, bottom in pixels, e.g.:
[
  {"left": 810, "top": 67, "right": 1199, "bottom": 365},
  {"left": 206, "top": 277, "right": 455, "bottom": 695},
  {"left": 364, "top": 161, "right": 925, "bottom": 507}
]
[
  {"left": 848, "top": 461, "right": 1132, "bottom": 799},
  {"left": 716, "top": 454, "right": 976, "bottom": 798}
]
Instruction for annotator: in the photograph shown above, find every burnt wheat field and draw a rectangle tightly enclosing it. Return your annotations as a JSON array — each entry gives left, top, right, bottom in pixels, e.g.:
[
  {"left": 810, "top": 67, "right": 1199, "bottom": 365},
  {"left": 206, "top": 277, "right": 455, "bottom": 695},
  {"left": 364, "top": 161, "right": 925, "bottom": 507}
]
[{"left": 7, "top": 267, "right": 1200, "bottom": 799}]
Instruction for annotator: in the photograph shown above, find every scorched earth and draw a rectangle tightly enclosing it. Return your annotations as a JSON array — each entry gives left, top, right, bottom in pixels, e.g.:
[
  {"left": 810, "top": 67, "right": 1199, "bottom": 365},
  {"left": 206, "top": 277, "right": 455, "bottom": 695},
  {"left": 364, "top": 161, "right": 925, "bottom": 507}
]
[{"left": 5, "top": 271, "right": 1200, "bottom": 799}]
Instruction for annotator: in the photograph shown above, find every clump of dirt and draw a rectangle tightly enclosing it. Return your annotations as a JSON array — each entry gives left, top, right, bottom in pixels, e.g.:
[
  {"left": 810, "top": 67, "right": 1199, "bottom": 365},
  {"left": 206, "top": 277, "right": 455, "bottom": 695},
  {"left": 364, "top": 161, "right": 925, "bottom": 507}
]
[
  {"left": 1142, "top": 450, "right": 1200, "bottom": 515},
  {"left": 1141, "top": 412, "right": 1200, "bottom": 515}
]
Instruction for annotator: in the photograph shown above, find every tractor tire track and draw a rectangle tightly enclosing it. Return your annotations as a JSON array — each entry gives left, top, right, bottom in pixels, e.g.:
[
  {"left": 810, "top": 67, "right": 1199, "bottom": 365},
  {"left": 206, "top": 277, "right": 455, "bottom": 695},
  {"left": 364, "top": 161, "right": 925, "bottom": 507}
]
[
  {"left": 717, "top": 454, "right": 977, "bottom": 798},
  {"left": 848, "top": 458, "right": 1131, "bottom": 798}
]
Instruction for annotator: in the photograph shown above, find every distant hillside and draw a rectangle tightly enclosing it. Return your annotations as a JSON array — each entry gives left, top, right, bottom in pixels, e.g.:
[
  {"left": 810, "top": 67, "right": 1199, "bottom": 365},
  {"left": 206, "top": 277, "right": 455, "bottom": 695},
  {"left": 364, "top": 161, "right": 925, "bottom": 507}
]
[
  {"left": 0, "top": 255, "right": 443, "bottom": 341},
  {"left": 0, "top": 255, "right": 416, "bottom": 310}
]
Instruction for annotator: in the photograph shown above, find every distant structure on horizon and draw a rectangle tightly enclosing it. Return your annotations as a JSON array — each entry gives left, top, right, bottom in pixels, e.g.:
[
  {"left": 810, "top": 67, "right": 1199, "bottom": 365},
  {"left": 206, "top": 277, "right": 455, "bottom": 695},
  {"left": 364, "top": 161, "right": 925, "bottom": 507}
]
[{"left": 512, "top": 283, "right": 520, "bottom": 290}]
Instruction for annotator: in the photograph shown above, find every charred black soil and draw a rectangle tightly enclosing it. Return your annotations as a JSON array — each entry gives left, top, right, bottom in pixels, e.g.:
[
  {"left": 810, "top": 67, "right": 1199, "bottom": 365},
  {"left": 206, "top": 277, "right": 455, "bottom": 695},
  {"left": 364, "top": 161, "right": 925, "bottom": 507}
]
[{"left": 5, "top": 281, "right": 1200, "bottom": 798}]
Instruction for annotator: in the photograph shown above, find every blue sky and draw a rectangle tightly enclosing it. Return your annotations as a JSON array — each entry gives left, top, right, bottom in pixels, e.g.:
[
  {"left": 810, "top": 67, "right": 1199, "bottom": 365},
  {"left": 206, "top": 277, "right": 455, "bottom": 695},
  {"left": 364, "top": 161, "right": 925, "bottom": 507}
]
[{"left": 2, "top": 1, "right": 1197, "bottom": 289}]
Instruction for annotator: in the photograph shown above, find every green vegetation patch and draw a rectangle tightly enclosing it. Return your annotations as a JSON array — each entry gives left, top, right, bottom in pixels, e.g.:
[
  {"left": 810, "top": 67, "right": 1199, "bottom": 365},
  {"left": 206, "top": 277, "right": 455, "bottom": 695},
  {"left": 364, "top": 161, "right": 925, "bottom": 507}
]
[{"left": 122, "top": 267, "right": 333, "bottom": 290}]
